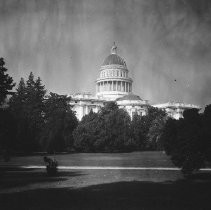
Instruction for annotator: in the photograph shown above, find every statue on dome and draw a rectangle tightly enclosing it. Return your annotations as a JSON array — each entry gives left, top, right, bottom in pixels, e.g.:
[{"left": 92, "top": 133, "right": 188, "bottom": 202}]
[{"left": 111, "top": 42, "right": 117, "bottom": 54}]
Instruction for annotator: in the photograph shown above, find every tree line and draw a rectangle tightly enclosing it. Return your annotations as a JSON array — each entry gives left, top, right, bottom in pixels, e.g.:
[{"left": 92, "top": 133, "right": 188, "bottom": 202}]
[
  {"left": 0, "top": 58, "right": 167, "bottom": 154},
  {"left": 1, "top": 57, "right": 211, "bottom": 175},
  {"left": 73, "top": 103, "right": 167, "bottom": 152},
  {"left": 0, "top": 58, "right": 78, "bottom": 154}
]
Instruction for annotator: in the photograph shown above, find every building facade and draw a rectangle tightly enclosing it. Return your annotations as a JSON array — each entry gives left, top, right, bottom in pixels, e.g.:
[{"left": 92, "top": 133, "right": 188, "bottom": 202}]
[
  {"left": 70, "top": 43, "right": 149, "bottom": 120},
  {"left": 70, "top": 43, "right": 201, "bottom": 121}
]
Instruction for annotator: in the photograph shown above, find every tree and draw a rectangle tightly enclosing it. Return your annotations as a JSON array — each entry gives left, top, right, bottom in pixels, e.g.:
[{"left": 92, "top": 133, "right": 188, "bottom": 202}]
[
  {"left": 0, "top": 58, "right": 16, "bottom": 153},
  {"left": 9, "top": 72, "right": 46, "bottom": 153},
  {"left": 201, "top": 104, "right": 211, "bottom": 162},
  {"left": 73, "top": 102, "right": 133, "bottom": 152},
  {"left": 0, "top": 109, "right": 17, "bottom": 153},
  {"left": 130, "top": 113, "right": 146, "bottom": 150},
  {"left": 0, "top": 58, "right": 15, "bottom": 105},
  {"left": 41, "top": 93, "right": 78, "bottom": 153},
  {"left": 138, "top": 106, "right": 167, "bottom": 150},
  {"left": 73, "top": 110, "right": 100, "bottom": 152},
  {"left": 102, "top": 106, "right": 132, "bottom": 152},
  {"left": 147, "top": 114, "right": 168, "bottom": 150},
  {"left": 162, "top": 108, "right": 204, "bottom": 176},
  {"left": 162, "top": 118, "right": 178, "bottom": 156}
]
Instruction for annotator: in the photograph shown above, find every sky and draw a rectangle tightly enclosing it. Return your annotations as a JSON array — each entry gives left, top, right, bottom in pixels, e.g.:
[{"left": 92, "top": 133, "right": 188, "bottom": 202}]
[{"left": 0, "top": 0, "right": 211, "bottom": 107}]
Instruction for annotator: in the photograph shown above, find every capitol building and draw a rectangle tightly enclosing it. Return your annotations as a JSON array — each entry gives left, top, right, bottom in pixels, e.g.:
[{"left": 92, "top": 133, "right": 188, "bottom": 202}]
[{"left": 70, "top": 43, "right": 200, "bottom": 121}]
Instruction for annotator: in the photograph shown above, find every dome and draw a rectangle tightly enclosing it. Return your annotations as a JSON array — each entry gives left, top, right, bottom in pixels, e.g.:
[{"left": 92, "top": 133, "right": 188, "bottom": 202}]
[
  {"left": 116, "top": 94, "right": 142, "bottom": 101},
  {"left": 102, "top": 42, "right": 127, "bottom": 67},
  {"left": 103, "top": 54, "right": 126, "bottom": 66}
]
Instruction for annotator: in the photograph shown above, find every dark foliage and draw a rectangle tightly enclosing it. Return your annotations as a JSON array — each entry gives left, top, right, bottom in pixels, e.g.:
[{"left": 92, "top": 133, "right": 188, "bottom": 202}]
[
  {"left": 138, "top": 106, "right": 167, "bottom": 150},
  {"left": 8, "top": 73, "right": 78, "bottom": 154},
  {"left": 41, "top": 93, "right": 78, "bottom": 153},
  {"left": 0, "top": 58, "right": 16, "bottom": 153},
  {"left": 74, "top": 103, "right": 168, "bottom": 152},
  {"left": 73, "top": 102, "right": 133, "bottom": 152},
  {"left": 202, "top": 104, "right": 211, "bottom": 162},
  {"left": 162, "top": 106, "right": 211, "bottom": 176},
  {"left": 0, "top": 108, "right": 17, "bottom": 153},
  {"left": 9, "top": 73, "right": 46, "bottom": 153},
  {"left": 0, "top": 58, "right": 15, "bottom": 105},
  {"left": 130, "top": 113, "right": 146, "bottom": 150}
]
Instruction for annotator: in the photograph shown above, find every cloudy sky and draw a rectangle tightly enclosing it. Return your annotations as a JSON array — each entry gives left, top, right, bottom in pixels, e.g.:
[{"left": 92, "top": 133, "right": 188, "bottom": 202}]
[{"left": 0, "top": 0, "right": 211, "bottom": 107}]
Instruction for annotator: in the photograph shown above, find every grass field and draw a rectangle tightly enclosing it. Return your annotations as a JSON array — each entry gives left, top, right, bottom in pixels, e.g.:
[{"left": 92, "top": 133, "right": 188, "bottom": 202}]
[
  {"left": 1, "top": 151, "right": 211, "bottom": 209},
  {"left": 0, "top": 151, "right": 175, "bottom": 167}
]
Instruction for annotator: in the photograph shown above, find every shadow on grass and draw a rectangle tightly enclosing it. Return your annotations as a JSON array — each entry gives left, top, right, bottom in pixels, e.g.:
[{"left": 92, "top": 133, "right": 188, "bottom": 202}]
[
  {"left": 188, "top": 172, "right": 211, "bottom": 180},
  {"left": 1, "top": 174, "right": 211, "bottom": 210},
  {"left": 0, "top": 166, "right": 85, "bottom": 189}
]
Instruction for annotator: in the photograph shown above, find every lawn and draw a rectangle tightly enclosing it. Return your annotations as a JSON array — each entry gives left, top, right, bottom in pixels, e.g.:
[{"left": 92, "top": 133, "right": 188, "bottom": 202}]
[
  {"left": 0, "top": 151, "right": 175, "bottom": 167},
  {"left": 1, "top": 151, "right": 211, "bottom": 209}
]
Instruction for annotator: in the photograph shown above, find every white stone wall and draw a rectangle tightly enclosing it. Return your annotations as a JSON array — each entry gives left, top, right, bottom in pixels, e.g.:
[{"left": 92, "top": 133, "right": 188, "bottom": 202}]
[
  {"left": 70, "top": 95, "right": 104, "bottom": 121},
  {"left": 117, "top": 99, "right": 148, "bottom": 119},
  {"left": 153, "top": 102, "right": 201, "bottom": 120}
]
